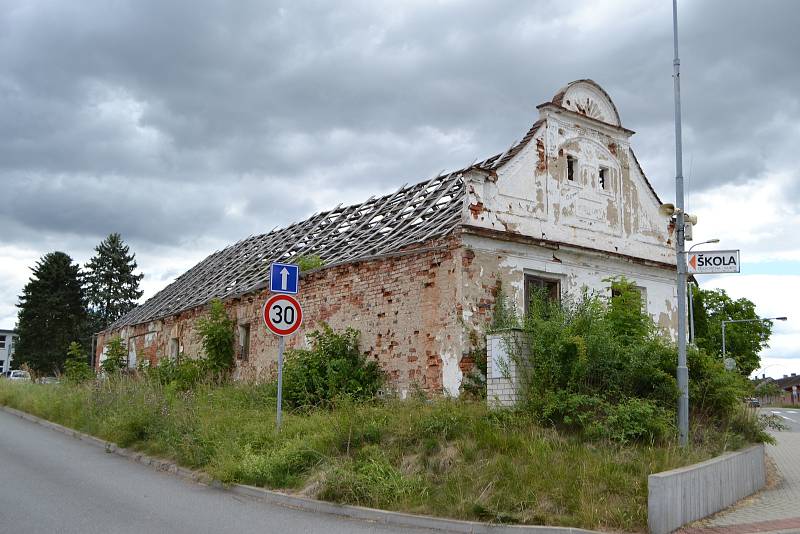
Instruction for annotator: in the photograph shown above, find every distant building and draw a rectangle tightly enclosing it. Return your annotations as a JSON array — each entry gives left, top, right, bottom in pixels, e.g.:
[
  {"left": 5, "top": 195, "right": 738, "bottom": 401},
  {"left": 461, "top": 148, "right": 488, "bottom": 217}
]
[
  {"left": 756, "top": 373, "right": 800, "bottom": 404},
  {"left": 0, "top": 329, "right": 17, "bottom": 374},
  {"left": 97, "top": 80, "right": 678, "bottom": 396}
]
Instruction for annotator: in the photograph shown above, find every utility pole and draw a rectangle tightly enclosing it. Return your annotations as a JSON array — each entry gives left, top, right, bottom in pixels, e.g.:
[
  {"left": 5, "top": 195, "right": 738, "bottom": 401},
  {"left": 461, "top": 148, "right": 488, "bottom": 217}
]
[{"left": 672, "top": 0, "right": 689, "bottom": 447}]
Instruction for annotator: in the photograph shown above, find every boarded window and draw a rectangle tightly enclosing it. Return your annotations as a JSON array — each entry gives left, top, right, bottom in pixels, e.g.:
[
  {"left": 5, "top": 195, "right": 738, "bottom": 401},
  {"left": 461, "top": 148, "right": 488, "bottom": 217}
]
[
  {"left": 238, "top": 324, "right": 251, "bottom": 361},
  {"left": 128, "top": 343, "right": 137, "bottom": 369},
  {"left": 169, "top": 338, "right": 179, "bottom": 360},
  {"left": 524, "top": 274, "right": 560, "bottom": 316}
]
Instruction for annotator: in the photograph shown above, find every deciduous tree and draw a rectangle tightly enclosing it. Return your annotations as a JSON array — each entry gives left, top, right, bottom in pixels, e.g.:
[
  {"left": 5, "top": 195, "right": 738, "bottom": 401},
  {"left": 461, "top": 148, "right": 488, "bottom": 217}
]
[{"left": 693, "top": 288, "right": 772, "bottom": 376}]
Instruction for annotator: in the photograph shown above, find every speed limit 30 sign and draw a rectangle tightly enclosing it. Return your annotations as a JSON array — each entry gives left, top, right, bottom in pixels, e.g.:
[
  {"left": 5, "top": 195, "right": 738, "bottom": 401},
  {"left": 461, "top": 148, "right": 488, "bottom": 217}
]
[{"left": 263, "top": 294, "right": 303, "bottom": 336}]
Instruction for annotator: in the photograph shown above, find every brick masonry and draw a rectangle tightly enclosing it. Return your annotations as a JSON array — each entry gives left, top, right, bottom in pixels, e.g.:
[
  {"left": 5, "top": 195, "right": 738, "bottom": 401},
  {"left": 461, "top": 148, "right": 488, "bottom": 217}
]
[{"left": 97, "top": 236, "right": 476, "bottom": 396}]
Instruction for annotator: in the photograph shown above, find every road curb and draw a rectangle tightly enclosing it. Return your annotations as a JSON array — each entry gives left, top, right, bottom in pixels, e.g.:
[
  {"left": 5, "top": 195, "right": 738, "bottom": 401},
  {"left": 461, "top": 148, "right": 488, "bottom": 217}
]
[{"left": 0, "top": 405, "right": 602, "bottom": 534}]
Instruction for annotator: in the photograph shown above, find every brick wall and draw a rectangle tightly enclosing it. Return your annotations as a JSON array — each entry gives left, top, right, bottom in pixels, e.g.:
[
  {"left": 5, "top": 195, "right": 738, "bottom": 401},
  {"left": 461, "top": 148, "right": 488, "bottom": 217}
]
[{"left": 96, "top": 236, "right": 467, "bottom": 395}]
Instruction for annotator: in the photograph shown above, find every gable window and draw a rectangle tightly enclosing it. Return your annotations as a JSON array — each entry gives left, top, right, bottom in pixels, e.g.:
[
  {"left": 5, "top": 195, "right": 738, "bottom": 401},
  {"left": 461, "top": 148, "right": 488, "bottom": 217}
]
[
  {"left": 524, "top": 274, "right": 560, "bottom": 316},
  {"left": 599, "top": 167, "right": 608, "bottom": 190},
  {"left": 567, "top": 156, "right": 576, "bottom": 181},
  {"left": 238, "top": 324, "right": 251, "bottom": 361}
]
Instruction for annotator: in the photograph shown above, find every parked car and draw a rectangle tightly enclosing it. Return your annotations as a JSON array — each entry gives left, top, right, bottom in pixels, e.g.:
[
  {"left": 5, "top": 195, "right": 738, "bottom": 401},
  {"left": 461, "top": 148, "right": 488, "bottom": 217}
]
[
  {"left": 37, "top": 376, "right": 60, "bottom": 385},
  {"left": 8, "top": 370, "right": 31, "bottom": 381},
  {"left": 746, "top": 397, "right": 761, "bottom": 408}
]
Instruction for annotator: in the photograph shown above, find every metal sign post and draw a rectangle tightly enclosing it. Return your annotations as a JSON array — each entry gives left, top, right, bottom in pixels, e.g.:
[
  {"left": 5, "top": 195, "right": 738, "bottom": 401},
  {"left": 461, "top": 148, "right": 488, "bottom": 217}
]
[
  {"left": 263, "top": 283, "right": 303, "bottom": 432},
  {"left": 276, "top": 336, "right": 285, "bottom": 429}
]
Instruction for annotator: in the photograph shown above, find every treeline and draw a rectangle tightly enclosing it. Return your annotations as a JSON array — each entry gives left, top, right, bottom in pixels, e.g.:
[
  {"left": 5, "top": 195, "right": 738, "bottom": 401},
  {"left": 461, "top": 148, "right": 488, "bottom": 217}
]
[{"left": 14, "top": 233, "right": 143, "bottom": 374}]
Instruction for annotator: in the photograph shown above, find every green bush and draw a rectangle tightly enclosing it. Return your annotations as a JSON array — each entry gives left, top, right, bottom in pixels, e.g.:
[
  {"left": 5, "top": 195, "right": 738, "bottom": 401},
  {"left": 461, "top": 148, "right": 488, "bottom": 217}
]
[
  {"left": 295, "top": 254, "right": 325, "bottom": 272},
  {"left": 196, "top": 299, "right": 236, "bottom": 372},
  {"left": 282, "top": 325, "right": 384, "bottom": 408},
  {"left": 146, "top": 356, "right": 209, "bottom": 391},
  {"left": 64, "top": 341, "right": 95, "bottom": 383},
  {"left": 594, "top": 398, "right": 674, "bottom": 444},
  {"left": 101, "top": 337, "right": 127, "bottom": 374},
  {"left": 513, "top": 277, "right": 755, "bottom": 443}
]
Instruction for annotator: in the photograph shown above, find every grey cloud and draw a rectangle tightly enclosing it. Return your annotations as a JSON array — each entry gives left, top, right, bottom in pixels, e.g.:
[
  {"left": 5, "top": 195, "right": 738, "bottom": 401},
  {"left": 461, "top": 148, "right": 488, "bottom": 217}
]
[{"left": 2, "top": 0, "right": 800, "bottom": 329}]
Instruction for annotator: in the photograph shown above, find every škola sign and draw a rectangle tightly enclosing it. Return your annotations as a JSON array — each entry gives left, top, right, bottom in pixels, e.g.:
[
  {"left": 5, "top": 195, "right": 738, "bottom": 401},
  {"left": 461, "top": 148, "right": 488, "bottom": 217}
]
[{"left": 686, "top": 250, "right": 740, "bottom": 274}]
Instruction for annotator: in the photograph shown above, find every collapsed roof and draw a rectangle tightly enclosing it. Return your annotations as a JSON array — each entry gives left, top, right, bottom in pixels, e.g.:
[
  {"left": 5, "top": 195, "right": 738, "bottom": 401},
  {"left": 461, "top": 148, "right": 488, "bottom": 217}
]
[{"left": 111, "top": 169, "right": 469, "bottom": 329}]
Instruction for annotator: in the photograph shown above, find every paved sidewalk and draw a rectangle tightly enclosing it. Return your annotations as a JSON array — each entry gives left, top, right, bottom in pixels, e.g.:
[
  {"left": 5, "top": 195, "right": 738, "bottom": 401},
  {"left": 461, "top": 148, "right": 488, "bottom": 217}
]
[{"left": 681, "top": 409, "right": 800, "bottom": 534}]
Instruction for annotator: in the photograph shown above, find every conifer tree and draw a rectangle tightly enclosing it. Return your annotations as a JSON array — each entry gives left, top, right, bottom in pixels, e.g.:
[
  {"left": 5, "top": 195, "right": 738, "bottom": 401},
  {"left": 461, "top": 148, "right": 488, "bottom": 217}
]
[
  {"left": 15, "top": 252, "right": 87, "bottom": 374},
  {"left": 83, "top": 233, "right": 144, "bottom": 331}
]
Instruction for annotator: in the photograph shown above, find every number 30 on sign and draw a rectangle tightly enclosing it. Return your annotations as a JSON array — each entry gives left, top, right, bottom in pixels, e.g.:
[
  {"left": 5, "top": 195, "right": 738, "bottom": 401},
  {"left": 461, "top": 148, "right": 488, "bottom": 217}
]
[{"left": 263, "top": 294, "right": 303, "bottom": 336}]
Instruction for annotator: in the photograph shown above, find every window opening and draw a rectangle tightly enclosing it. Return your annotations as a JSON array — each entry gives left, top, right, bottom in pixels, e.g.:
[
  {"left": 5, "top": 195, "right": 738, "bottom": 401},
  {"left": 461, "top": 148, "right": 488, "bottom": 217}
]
[
  {"left": 567, "top": 156, "right": 576, "bottom": 181},
  {"left": 610, "top": 285, "right": 647, "bottom": 313},
  {"left": 128, "top": 343, "right": 137, "bottom": 369},
  {"left": 524, "top": 274, "right": 560, "bottom": 316},
  {"left": 0, "top": 336, "right": 5, "bottom": 349},
  {"left": 169, "top": 338, "right": 179, "bottom": 360},
  {"left": 238, "top": 324, "right": 251, "bottom": 361},
  {"left": 599, "top": 167, "right": 608, "bottom": 190}
]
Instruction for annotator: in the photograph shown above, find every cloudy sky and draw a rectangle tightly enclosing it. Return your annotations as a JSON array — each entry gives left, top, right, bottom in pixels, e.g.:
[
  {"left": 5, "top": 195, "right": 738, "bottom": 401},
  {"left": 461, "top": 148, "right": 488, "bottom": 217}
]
[{"left": 2, "top": 0, "right": 798, "bottom": 378}]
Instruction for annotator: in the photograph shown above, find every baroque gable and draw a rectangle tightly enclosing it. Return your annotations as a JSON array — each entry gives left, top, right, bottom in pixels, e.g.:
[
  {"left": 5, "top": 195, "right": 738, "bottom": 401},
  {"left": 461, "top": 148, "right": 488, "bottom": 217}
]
[{"left": 465, "top": 80, "right": 674, "bottom": 265}]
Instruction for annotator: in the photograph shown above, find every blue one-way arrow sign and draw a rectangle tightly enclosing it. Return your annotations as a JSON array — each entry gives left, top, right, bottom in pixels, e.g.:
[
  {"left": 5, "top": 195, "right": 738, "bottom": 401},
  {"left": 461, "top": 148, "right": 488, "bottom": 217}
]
[{"left": 269, "top": 262, "right": 299, "bottom": 294}]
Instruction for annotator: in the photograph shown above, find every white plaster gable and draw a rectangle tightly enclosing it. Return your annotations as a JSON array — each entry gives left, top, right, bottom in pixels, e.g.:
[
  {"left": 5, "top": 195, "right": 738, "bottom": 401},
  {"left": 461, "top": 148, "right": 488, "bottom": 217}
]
[
  {"left": 553, "top": 79, "right": 622, "bottom": 127},
  {"left": 464, "top": 80, "right": 675, "bottom": 266}
]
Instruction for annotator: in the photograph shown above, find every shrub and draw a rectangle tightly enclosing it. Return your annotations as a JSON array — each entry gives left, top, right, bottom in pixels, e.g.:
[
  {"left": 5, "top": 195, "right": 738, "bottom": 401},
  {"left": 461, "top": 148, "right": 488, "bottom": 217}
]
[
  {"left": 64, "top": 341, "right": 95, "bottom": 383},
  {"left": 295, "top": 254, "right": 325, "bottom": 272},
  {"left": 282, "top": 325, "right": 384, "bottom": 408},
  {"left": 101, "top": 337, "right": 127, "bottom": 374},
  {"left": 594, "top": 398, "right": 674, "bottom": 444},
  {"left": 196, "top": 299, "right": 235, "bottom": 373},
  {"left": 512, "top": 278, "right": 754, "bottom": 444},
  {"left": 146, "top": 356, "right": 208, "bottom": 391}
]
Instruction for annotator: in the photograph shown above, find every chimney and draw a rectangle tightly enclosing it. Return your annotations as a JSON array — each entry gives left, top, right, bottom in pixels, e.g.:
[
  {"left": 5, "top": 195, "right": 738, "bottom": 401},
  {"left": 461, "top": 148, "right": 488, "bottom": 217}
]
[
  {"left": 793, "top": 373, "right": 797, "bottom": 377},
  {"left": 763, "top": 374, "right": 766, "bottom": 379},
  {"left": 784, "top": 375, "right": 789, "bottom": 379}
]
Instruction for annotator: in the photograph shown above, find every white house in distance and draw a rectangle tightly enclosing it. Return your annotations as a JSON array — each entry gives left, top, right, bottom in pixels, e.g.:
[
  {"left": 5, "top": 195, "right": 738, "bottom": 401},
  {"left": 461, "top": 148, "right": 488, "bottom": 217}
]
[{"left": 0, "top": 329, "right": 17, "bottom": 374}]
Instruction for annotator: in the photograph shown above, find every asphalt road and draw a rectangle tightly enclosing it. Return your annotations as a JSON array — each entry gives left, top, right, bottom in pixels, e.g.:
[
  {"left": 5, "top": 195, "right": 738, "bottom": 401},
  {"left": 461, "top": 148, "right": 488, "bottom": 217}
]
[
  {"left": 0, "top": 410, "right": 435, "bottom": 534},
  {"left": 764, "top": 406, "right": 800, "bottom": 432}
]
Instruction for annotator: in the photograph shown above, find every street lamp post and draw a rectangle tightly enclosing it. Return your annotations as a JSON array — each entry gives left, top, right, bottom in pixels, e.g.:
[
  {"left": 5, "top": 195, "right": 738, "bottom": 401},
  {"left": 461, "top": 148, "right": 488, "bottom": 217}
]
[
  {"left": 671, "top": 0, "right": 691, "bottom": 447},
  {"left": 687, "top": 239, "right": 720, "bottom": 344},
  {"left": 721, "top": 316, "right": 788, "bottom": 360}
]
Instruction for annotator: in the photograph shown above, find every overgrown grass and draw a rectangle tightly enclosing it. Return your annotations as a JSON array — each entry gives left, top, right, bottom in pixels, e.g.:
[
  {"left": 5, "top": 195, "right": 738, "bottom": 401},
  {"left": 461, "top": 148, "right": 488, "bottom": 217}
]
[{"left": 0, "top": 378, "right": 753, "bottom": 532}]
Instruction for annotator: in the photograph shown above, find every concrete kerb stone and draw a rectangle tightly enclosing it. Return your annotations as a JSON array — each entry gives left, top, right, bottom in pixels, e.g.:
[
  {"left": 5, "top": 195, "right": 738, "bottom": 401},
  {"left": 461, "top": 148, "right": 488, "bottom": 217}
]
[{"left": 0, "top": 405, "right": 602, "bottom": 534}]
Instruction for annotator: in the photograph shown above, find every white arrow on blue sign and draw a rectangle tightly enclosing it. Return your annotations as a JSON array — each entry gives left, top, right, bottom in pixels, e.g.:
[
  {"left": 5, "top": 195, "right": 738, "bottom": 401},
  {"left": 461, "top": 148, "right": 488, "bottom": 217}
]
[{"left": 269, "top": 262, "right": 299, "bottom": 294}]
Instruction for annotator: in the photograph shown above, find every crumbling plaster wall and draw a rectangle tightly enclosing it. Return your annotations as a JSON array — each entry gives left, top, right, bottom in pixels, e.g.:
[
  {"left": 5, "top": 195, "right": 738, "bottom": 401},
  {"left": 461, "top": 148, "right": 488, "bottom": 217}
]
[
  {"left": 465, "top": 109, "right": 675, "bottom": 266},
  {"left": 459, "top": 233, "right": 679, "bottom": 339},
  {"left": 96, "top": 237, "right": 467, "bottom": 396}
]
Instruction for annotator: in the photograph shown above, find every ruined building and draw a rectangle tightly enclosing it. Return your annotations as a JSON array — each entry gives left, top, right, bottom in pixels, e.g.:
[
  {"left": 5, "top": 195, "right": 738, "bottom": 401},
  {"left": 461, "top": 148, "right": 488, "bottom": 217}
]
[{"left": 97, "top": 80, "right": 678, "bottom": 396}]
